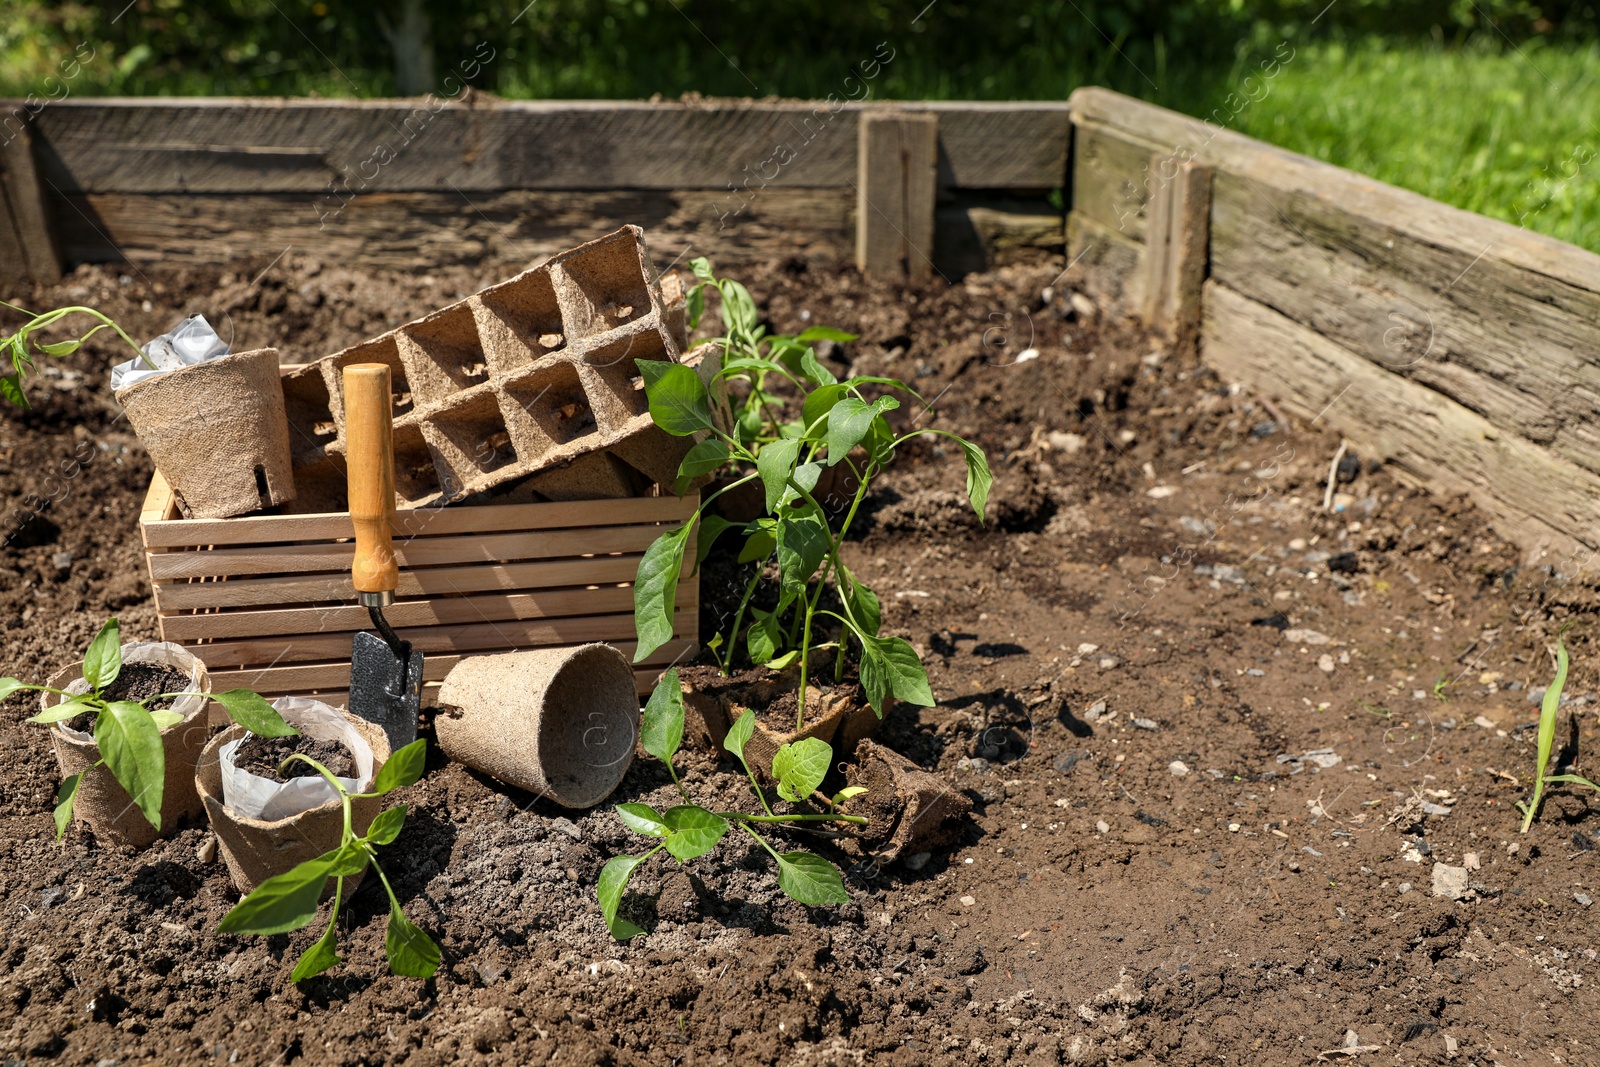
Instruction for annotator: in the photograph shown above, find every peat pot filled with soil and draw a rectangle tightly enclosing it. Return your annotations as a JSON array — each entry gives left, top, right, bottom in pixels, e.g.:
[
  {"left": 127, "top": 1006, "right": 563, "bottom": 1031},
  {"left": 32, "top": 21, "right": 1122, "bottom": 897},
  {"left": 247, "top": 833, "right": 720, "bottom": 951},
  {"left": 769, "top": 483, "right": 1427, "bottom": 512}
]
[
  {"left": 196, "top": 698, "right": 390, "bottom": 894},
  {"left": 38, "top": 637, "right": 212, "bottom": 848}
]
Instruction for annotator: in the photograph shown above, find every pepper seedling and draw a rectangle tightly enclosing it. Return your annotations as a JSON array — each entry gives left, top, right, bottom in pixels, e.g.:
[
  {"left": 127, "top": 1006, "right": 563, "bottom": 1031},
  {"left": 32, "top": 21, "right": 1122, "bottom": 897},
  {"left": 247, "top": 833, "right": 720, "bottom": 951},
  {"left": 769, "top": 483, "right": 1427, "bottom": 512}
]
[
  {"left": 217, "top": 737, "right": 439, "bottom": 981},
  {"left": 1, "top": 300, "right": 152, "bottom": 407},
  {"left": 633, "top": 258, "right": 990, "bottom": 731},
  {"left": 597, "top": 669, "right": 868, "bottom": 940},
  {"left": 1, "top": 617, "right": 295, "bottom": 837}
]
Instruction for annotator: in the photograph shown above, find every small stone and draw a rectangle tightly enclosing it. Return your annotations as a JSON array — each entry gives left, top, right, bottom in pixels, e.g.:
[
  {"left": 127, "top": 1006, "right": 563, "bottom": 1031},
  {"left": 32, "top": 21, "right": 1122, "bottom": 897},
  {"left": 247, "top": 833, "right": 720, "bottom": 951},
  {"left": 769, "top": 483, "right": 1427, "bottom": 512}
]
[
  {"left": 1413, "top": 690, "right": 1427, "bottom": 700},
  {"left": 196, "top": 836, "right": 217, "bottom": 864},
  {"left": 1444, "top": 1035, "right": 1459, "bottom": 1054},
  {"left": 1528, "top": 687, "right": 1547, "bottom": 705},
  {"left": 1069, "top": 292, "right": 1097, "bottom": 319},
  {"left": 1576, "top": 893, "right": 1593, "bottom": 908},
  {"left": 1053, "top": 752, "right": 1085, "bottom": 774},
  {"left": 1431, "top": 863, "right": 1471, "bottom": 900},
  {"left": 1098, "top": 656, "right": 1120, "bottom": 670},
  {"left": 1047, "top": 432, "right": 1085, "bottom": 454},
  {"left": 1343, "top": 1030, "right": 1360, "bottom": 1049},
  {"left": 1463, "top": 852, "right": 1480, "bottom": 870},
  {"left": 1053, "top": 798, "right": 1071, "bottom": 808},
  {"left": 1095, "top": 820, "right": 1110, "bottom": 834},
  {"left": 1145, "top": 485, "right": 1176, "bottom": 499},
  {"left": 1227, "top": 823, "right": 1240, "bottom": 833},
  {"left": 1131, "top": 717, "right": 1158, "bottom": 731},
  {"left": 1282, "top": 628, "right": 1331, "bottom": 645},
  {"left": 40, "top": 887, "right": 64, "bottom": 909},
  {"left": 1288, "top": 538, "right": 1307, "bottom": 550},
  {"left": 1473, "top": 715, "right": 1497, "bottom": 729},
  {"left": 1397, "top": 882, "right": 1412, "bottom": 894},
  {"left": 1077, "top": 642, "right": 1099, "bottom": 654},
  {"left": 549, "top": 817, "right": 582, "bottom": 840},
  {"left": 1169, "top": 760, "right": 1190, "bottom": 777},
  {"left": 959, "top": 895, "right": 975, "bottom": 907},
  {"left": 902, "top": 852, "right": 932, "bottom": 871},
  {"left": 1317, "top": 654, "right": 1335, "bottom": 673},
  {"left": 1246, "top": 668, "right": 1265, "bottom": 677},
  {"left": 1083, "top": 700, "right": 1107, "bottom": 721},
  {"left": 52, "top": 551, "right": 73, "bottom": 572}
]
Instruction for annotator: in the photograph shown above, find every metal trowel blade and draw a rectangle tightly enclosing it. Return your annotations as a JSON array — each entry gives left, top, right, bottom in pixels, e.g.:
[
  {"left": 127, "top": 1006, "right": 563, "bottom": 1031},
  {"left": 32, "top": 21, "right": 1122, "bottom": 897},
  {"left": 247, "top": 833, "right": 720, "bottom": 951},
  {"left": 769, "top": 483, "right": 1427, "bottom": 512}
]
[{"left": 349, "top": 629, "right": 423, "bottom": 751}]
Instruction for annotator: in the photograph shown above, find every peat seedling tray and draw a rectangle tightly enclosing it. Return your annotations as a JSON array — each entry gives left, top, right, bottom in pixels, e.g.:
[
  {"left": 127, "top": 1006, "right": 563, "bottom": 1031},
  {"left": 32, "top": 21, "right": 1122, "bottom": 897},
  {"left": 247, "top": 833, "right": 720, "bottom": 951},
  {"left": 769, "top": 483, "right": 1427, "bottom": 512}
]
[{"left": 138, "top": 471, "right": 698, "bottom": 716}]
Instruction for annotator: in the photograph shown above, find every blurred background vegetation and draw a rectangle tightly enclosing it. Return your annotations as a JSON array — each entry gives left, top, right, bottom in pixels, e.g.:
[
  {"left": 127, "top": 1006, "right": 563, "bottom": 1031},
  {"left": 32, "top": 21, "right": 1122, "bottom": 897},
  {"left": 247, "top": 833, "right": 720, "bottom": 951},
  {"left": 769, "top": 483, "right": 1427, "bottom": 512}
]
[{"left": 3, "top": 0, "right": 1599, "bottom": 249}]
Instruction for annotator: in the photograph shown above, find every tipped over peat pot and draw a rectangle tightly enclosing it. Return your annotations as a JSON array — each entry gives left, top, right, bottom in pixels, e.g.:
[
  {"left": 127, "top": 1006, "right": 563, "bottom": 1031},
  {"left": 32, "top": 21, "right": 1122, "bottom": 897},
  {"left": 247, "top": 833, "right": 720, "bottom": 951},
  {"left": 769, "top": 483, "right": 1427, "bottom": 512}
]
[
  {"left": 41, "top": 642, "right": 212, "bottom": 847},
  {"left": 115, "top": 347, "right": 296, "bottom": 519},
  {"left": 196, "top": 698, "right": 390, "bottom": 895},
  {"left": 434, "top": 644, "right": 638, "bottom": 809}
]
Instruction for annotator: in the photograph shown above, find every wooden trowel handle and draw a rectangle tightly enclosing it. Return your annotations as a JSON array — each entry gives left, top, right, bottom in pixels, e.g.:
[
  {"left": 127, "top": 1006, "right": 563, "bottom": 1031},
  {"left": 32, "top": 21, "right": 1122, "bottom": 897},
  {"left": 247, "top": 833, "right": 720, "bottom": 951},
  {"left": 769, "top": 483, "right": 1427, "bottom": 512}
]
[{"left": 344, "top": 364, "right": 398, "bottom": 605}]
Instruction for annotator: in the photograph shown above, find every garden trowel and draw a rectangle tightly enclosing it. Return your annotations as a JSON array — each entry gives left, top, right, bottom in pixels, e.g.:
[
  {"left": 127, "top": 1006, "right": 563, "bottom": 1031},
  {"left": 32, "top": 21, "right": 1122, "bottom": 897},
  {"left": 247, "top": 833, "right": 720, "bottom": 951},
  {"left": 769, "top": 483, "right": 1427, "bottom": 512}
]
[{"left": 344, "top": 363, "right": 423, "bottom": 752}]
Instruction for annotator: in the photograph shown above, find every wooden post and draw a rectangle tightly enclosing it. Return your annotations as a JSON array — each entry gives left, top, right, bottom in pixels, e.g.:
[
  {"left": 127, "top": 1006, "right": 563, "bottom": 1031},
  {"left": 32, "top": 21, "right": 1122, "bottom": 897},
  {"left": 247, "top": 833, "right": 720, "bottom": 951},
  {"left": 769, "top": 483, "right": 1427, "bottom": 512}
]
[
  {"left": 855, "top": 111, "right": 938, "bottom": 279},
  {"left": 1141, "top": 154, "right": 1211, "bottom": 347},
  {"left": 0, "top": 122, "right": 63, "bottom": 285}
]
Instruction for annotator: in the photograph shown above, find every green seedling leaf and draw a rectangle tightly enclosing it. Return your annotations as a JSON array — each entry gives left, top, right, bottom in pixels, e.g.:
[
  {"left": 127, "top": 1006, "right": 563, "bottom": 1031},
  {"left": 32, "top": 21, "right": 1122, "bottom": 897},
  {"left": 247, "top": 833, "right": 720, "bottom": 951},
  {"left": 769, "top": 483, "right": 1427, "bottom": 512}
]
[
  {"left": 777, "top": 513, "right": 829, "bottom": 599},
  {"left": 53, "top": 772, "right": 82, "bottom": 839},
  {"left": 149, "top": 709, "right": 185, "bottom": 731},
  {"left": 685, "top": 284, "right": 706, "bottom": 330},
  {"left": 640, "top": 361, "right": 715, "bottom": 436},
  {"left": 325, "top": 840, "right": 370, "bottom": 878},
  {"left": 366, "top": 804, "right": 408, "bottom": 846},
  {"left": 0, "top": 677, "right": 30, "bottom": 700},
  {"left": 219, "top": 854, "right": 336, "bottom": 935},
  {"left": 693, "top": 514, "right": 737, "bottom": 570},
  {"left": 772, "top": 737, "right": 831, "bottom": 802},
  {"left": 374, "top": 738, "right": 427, "bottom": 794},
  {"left": 764, "top": 650, "right": 801, "bottom": 670},
  {"left": 958, "top": 437, "right": 992, "bottom": 521},
  {"left": 758, "top": 438, "right": 801, "bottom": 512},
  {"left": 0, "top": 374, "right": 27, "bottom": 408},
  {"left": 27, "top": 696, "right": 94, "bottom": 724},
  {"left": 801, "top": 383, "right": 849, "bottom": 439},
  {"left": 794, "top": 326, "right": 858, "bottom": 344},
  {"left": 661, "top": 805, "right": 729, "bottom": 861},
  {"left": 212, "top": 689, "right": 297, "bottom": 737},
  {"left": 775, "top": 850, "right": 849, "bottom": 906},
  {"left": 798, "top": 347, "right": 838, "bottom": 386},
  {"left": 846, "top": 582, "right": 882, "bottom": 637},
  {"left": 719, "top": 279, "right": 759, "bottom": 336},
  {"left": 747, "top": 608, "right": 782, "bottom": 666},
  {"left": 598, "top": 853, "right": 651, "bottom": 940},
  {"left": 676, "top": 438, "right": 731, "bottom": 495},
  {"left": 690, "top": 257, "right": 715, "bottom": 284},
  {"left": 723, "top": 708, "right": 756, "bottom": 764},
  {"left": 825, "top": 396, "right": 899, "bottom": 466},
  {"left": 83, "top": 617, "right": 121, "bottom": 691},
  {"left": 385, "top": 903, "right": 440, "bottom": 978},
  {"left": 634, "top": 523, "right": 694, "bottom": 661},
  {"left": 738, "top": 524, "right": 777, "bottom": 564},
  {"left": 95, "top": 700, "right": 163, "bottom": 829},
  {"left": 617, "top": 802, "right": 670, "bottom": 838},
  {"left": 290, "top": 918, "right": 343, "bottom": 982},
  {"left": 640, "top": 669, "right": 685, "bottom": 764},
  {"left": 1546, "top": 774, "right": 1600, "bottom": 792},
  {"left": 857, "top": 633, "right": 935, "bottom": 716},
  {"left": 1521, "top": 636, "right": 1570, "bottom": 833},
  {"left": 831, "top": 786, "right": 868, "bottom": 806}
]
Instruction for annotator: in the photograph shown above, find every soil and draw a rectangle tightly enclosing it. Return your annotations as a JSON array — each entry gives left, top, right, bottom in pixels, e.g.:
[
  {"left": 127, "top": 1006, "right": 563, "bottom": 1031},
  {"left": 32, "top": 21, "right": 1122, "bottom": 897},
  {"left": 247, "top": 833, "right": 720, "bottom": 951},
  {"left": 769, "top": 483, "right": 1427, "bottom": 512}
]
[
  {"left": 3, "top": 252, "right": 1600, "bottom": 1064},
  {"left": 59, "top": 662, "right": 194, "bottom": 733},
  {"left": 232, "top": 735, "right": 357, "bottom": 783}
]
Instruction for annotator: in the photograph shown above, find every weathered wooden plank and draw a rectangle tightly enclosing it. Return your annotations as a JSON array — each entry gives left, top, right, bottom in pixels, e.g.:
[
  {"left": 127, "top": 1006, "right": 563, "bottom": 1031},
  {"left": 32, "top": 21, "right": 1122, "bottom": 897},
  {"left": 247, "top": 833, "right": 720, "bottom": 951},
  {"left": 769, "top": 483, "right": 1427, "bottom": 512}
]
[
  {"left": 26, "top": 99, "right": 1072, "bottom": 194},
  {"left": 0, "top": 122, "right": 62, "bottom": 283},
  {"left": 141, "top": 488, "right": 695, "bottom": 547},
  {"left": 48, "top": 187, "right": 856, "bottom": 271},
  {"left": 1065, "top": 210, "right": 1146, "bottom": 319},
  {"left": 1202, "top": 281, "right": 1600, "bottom": 564},
  {"left": 1209, "top": 170, "right": 1600, "bottom": 472},
  {"left": 933, "top": 201, "right": 1064, "bottom": 275},
  {"left": 856, "top": 111, "right": 938, "bottom": 279},
  {"left": 1071, "top": 120, "right": 1159, "bottom": 243},
  {"left": 1070, "top": 86, "right": 1600, "bottom": 293},
  {"left": 1142, "top": 159, "right": 1211, "bottom": 345}
]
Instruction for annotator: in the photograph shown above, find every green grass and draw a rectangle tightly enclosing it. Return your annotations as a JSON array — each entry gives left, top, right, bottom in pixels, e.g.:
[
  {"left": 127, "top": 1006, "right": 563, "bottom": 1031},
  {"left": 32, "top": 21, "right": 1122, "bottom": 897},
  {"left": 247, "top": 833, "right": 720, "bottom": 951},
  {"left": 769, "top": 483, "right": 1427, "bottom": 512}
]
[{"left": 1221, "top": 39, "right": 1600, "bottom": 251}]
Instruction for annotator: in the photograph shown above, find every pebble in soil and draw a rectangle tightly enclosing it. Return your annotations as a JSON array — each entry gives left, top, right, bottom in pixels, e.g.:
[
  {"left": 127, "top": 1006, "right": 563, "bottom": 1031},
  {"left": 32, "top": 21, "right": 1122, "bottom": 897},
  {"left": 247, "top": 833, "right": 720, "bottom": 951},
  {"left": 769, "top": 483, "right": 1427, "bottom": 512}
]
[
  {"left": 231, "top": 735, "right": 357, "bottom": 782},
  {"left": 62, "top": 662, "right": 193, "bottom": 732}
]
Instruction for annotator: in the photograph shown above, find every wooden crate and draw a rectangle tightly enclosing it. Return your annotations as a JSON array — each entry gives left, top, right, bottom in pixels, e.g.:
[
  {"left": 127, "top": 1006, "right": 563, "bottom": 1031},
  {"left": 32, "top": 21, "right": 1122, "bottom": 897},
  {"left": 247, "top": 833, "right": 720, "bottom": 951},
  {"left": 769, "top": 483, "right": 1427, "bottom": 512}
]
[{"left": 139, "top": 472, "right": 698, "bottom": 712}]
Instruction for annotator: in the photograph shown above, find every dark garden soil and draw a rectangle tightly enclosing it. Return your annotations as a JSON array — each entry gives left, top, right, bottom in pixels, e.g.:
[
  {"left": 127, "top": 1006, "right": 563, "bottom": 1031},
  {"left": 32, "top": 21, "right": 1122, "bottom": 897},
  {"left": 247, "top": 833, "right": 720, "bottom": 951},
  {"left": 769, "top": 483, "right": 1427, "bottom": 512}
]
[
  {"left": 232, "top": 736, "right": 358, "bottom": 783},
  {"left": 60, "top": 663, "right": 194, "bottom": 733},
  {"left": 3, "top": 251, "right": 1600, "bottom": 1065}
]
